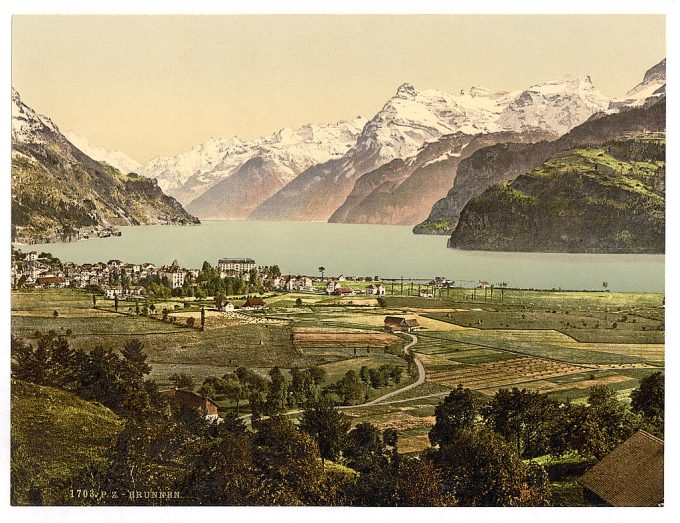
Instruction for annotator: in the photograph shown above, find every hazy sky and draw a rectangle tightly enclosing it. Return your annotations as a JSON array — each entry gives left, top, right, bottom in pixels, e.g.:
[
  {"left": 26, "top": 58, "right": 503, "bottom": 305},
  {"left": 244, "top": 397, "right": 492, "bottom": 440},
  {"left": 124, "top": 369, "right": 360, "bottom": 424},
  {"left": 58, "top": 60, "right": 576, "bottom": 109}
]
[{"left": 12, "top": 15, "right": 665, "bottom": 163}]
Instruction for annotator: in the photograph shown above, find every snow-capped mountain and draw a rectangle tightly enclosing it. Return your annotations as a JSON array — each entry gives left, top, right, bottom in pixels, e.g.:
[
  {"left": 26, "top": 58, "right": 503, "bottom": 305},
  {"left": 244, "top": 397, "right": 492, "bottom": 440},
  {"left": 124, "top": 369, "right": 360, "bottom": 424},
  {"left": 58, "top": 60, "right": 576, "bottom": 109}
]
[
  {"left": 63, "top": 131, "right": 141, "bottom": 174},
  {"left": 609, "top": 58, "right": 666, "bottom": 111},
  {"left": 249, "top": 77, "right": 609, "bottom": 222},
  {"left": 11, "top": 88, "right": 197, "bottom": 243},
  {"left": 12, "top": 87, "right": 63, "bottom": 146},
  {"left": 139, "top": 117, "right": 367, "bottom": 209}
]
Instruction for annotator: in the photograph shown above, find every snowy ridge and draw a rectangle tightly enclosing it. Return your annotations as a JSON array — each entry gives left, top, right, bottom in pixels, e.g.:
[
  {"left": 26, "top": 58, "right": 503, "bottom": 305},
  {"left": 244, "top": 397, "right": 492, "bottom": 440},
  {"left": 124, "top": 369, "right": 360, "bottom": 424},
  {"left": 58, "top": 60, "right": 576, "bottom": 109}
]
[
  {"left": 12, "top": 88, "right": 62, "bottom": 145},
  {"left": 64, "top": 131, "right": 141, "bottom": 174},
  {"left": 609, "top": 58, "right": 666, "bottom": 111},
  {"left": 139, "top": 117, "right": 367, "bottom": 205}
]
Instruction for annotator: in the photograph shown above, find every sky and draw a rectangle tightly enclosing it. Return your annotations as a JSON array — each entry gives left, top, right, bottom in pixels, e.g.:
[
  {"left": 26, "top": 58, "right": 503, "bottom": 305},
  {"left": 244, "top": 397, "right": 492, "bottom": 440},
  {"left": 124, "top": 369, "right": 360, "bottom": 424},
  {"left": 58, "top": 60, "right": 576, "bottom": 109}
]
[{"left": 12, "top": 14, "right": 666, "bottom": 163}]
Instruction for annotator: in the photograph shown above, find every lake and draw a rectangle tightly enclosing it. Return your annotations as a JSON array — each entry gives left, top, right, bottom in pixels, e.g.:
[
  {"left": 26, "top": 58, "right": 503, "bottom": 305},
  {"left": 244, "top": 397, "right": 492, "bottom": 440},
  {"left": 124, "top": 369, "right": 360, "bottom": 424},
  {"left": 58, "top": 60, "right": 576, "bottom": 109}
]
[{"left": 19, "top": 221, "right": 664, "bottom": 292}]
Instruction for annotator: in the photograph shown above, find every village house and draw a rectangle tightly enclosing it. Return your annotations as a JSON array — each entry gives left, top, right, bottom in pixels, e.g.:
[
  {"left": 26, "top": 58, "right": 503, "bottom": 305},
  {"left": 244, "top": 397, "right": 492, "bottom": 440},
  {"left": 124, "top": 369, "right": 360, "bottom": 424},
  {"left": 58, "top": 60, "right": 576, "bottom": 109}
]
[
  {"left": 284, "top": 275, "right": 313, "bottom": 292},
  {"left": 26, "top": 251, "right": 38, "bottom": 262},
  {"left": 126, "top": 286, "right": 146, "bottom": 299},
  {"left": 215, "top": 299, "right": 235, "bottom": 311},
  {"left": 103, "top": 285, "right": 124, "bottom": 299},
  {"left": 325, "top": 280, "right": 340, "bottom": 295},
  {"left": 364, "top": 284, "right": 386, "bottom": 296},
  {"left": 334, "top": 286, "right": 356, "bottom": 297},
  {"left": 578, "top": 430, "right": 663, "bottom": 506},
  {"left": 160, "top": 388, "right": 219, "bottom": 421},
  {"left": 384, "top": 316, "right": 421, "bottom": 333},
  {"left": 241, "top": 297, "right": 267, "bottom": 310}
]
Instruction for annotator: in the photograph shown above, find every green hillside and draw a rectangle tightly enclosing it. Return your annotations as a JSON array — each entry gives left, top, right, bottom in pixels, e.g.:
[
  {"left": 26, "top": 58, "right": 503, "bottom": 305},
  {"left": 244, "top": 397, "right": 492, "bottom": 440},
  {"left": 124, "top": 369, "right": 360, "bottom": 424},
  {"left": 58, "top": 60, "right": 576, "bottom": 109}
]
[
  {"left": 11, "top": 379, "right": 122, "bottom": 505},
  {"left": 449, "top": 133, "right": 665, "bottom": 253}
]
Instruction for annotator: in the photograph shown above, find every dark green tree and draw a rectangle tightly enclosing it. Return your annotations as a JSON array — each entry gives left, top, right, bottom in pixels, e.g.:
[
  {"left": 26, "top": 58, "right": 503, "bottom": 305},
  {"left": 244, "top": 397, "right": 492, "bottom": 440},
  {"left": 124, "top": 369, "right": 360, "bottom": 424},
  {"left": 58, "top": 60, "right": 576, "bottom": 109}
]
[
  {"left": 298, "top": 397, "right": 351, "bottom": 469},
  {"left": 429, "top": 385, "right": 479, "bottom": 447}
]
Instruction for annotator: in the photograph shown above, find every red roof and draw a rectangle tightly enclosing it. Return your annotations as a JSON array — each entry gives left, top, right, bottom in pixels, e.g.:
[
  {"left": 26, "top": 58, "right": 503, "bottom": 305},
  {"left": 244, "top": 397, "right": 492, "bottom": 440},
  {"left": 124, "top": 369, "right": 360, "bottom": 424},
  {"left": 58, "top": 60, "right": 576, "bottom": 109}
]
[
  {"left": 36, "top": 277, "right": 65, "bottom": 285},
  {"left": 160, "top": 388, "right": 219, "bottom": 416}
]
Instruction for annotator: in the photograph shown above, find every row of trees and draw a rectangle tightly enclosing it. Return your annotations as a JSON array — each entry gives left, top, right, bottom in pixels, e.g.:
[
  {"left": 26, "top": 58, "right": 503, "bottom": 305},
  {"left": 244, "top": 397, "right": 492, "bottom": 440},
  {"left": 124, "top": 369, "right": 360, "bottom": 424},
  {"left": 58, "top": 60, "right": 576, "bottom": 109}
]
[{"left": 430, "top": 380, "right": 663, "bottom": 461}]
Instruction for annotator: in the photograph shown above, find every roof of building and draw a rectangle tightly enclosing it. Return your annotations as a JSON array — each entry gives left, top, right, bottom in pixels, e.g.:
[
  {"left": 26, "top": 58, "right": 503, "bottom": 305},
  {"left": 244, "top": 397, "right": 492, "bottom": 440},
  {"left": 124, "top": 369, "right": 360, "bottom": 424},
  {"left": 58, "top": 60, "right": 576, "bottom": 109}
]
[
  {"left": 244, "top": 297, "right": 266, "bottom": 306},
  {"left": 36, "top": 276, "right": 65, "bottom": 284},
  {"left": 160, "top": 388, "right": 219, "bottom": 410},
  {"left": 218, "top": 258, "right": 255, "bottom": 264},
  {"left": 578, "top": 430, "right": 664, "bottom": 507}
]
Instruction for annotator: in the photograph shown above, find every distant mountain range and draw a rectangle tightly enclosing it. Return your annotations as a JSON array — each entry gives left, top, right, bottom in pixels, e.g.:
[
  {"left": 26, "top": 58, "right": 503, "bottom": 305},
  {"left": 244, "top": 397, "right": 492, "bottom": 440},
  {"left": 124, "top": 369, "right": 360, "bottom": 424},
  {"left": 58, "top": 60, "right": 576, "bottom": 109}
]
[
  {"left": 13, "top": 57, "right": 666, "bottom": 253},
  {"left": 11, "top": 89, "right": 198, "bottom": 244},
  {"left": 415, "top": 59, "right": 666, "bottom": 242}
]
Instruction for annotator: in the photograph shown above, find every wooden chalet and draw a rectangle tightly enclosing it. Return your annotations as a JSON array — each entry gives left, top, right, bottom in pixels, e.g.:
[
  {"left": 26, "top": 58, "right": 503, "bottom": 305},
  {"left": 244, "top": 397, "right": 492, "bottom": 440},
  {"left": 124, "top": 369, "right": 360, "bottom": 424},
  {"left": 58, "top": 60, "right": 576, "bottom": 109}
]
[{"left": 384, "top": 316, "right": 420, "bottom": 333}]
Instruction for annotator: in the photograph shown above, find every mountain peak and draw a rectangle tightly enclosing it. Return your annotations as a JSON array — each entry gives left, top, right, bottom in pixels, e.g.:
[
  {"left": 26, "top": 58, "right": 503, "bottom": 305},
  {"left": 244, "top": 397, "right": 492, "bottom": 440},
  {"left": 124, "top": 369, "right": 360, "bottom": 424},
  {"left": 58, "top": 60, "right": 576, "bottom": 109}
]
[
  {"left": 643, "top": 58, "right": 666, "bottom": 84},
  {"left": 395, "top": 83, "right": 418, "bottom": 99}
]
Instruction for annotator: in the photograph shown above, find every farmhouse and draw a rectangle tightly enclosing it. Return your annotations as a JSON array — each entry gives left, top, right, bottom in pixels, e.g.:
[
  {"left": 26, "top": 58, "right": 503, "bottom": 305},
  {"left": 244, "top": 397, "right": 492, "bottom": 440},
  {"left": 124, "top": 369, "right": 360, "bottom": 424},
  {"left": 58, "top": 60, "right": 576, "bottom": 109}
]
[
  {"left": 215, "top": 299, "right": 235, "bottom": 311},
  {"left": 242, "top": 297, "right": 267, "bottom": 310},
  {"left": 160, "top": 388, "right": 219, "bottom": 421},
  {"left": 384, "top": 316, "right": 420, "bottom": 333},
  {"left": 334, "top": 287, "right": 356, "bottom": 296},
  {"left": 578, "top": 430, "right": 663, "bottom": 507}
]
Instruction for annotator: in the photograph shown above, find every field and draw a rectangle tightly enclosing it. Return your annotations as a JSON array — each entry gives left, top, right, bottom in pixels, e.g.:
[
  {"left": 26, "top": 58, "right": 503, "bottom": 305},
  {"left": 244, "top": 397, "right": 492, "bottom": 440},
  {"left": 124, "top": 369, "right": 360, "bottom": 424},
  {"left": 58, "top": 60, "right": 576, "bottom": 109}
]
[{"left": 11, "top": 286, "right": 664, "bottom": 451}]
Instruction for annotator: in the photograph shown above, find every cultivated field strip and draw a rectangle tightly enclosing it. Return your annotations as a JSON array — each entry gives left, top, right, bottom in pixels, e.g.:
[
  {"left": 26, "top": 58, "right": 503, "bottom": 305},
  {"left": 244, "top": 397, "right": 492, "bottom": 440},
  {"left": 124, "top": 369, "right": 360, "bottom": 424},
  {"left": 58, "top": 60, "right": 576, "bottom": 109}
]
[{"left": 427, "top": 356, "right": 587, "bottom": 392}]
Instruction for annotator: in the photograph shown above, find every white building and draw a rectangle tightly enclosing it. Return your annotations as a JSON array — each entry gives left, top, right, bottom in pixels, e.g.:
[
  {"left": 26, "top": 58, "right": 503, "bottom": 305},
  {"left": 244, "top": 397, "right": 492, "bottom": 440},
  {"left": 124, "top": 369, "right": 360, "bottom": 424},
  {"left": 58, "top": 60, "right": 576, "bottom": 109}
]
[{"left": 218, "top": 257, "right": 256, "bottom": 274}]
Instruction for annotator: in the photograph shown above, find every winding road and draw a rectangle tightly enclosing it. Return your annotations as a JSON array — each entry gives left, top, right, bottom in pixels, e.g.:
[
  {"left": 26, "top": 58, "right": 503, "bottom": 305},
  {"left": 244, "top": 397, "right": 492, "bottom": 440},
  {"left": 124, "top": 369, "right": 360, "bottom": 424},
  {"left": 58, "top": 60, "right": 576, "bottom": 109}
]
[
  {"left": 238, "top": 332, "right": 426, "bottom": 421},
  {"left": 363, "top": 333, "right": 424, "bottom": 405}
]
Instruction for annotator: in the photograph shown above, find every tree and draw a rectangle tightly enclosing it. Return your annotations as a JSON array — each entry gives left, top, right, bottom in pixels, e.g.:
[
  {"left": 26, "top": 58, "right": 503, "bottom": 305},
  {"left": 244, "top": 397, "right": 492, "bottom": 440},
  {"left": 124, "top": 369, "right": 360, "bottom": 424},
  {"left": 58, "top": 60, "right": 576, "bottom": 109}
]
[
  {"left": 52, "top": 310, "right": 59, "bottom": 318},
  {"left": 430, "top": 428, "right": 550, "bottom": 506},
  {"left": 566, "top": 385, "right": 637, "bottom": 459},
  {"left": 252, "top": 416, "right": 324, "bottom": 504},
  {"left": 335, "top": 369, "right": 366, "bottom": 405},
  {"left": 318, "top": 266, "right": 326, "bottom": 280},
  {"left": 344, "top": 422, "right": 388, "bottom": 473},
  {"left": 429, "top": 385, "right": 479, "bottom": 447},
  {"left": 120, "top": 338, "right": 151, "bottom": 380},
  {"left": 295, "top": 297, "right": 303, "bottom": 307},
  {"left": 630, "top": 372, "right": 664, "bottom": 421},
  {"left": 483, "top": 387, "right": 561, "bottom": 457},
  {"left": 298, "top": 397, "right": 351, "bottom": 469},
  {"left": 308, "top": 366, "right": 326, "bottom": 386},
  {"left": 266, "top": 366, "right": 287, "bottom": 414},
  {"left": 394, "top": 458, "right": 456, "bottom": 506},
  {"left": 170, "top": 373, "right": 195, "bottom": 390}
]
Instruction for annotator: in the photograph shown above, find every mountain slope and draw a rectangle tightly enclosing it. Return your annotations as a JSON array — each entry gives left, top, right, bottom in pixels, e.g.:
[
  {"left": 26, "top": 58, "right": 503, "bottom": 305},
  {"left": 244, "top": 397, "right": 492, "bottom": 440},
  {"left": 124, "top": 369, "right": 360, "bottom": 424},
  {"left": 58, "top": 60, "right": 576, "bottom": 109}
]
[
  {"left": 415, "top": 94, "right": 666, "bottom": 236},
  {"left": 250, "top": 78, "right": 608, "bottom": 222},
  {"left": 140, "top": 118, "right": 366, "bottom": 212},
  {"left": 11, "top": 88, "right": 199, "bottom": 244},
  {"left": 448, "top": 133, "right": 665, "bottom": 253},
  {"left": 328, "top": 130, "right": 554, "bottom": 225}
]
